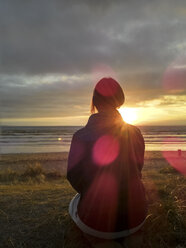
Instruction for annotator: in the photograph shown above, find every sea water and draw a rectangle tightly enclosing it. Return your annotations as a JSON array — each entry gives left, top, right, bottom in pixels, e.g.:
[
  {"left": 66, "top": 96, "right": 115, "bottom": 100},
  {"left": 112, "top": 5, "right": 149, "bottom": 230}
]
[{"left": 1, "top": 126, "right": 186, "bottom": 154}]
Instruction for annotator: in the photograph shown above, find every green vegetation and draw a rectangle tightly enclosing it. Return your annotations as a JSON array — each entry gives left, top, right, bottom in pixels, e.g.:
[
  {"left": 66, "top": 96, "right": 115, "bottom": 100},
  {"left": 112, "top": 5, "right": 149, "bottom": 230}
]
[{"left": 0, "top": 158, "right": 185, "bottom": 248}]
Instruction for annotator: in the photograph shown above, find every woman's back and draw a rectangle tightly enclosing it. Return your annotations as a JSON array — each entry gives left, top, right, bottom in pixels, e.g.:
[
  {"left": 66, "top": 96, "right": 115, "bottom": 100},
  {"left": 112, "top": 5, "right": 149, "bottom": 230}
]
[{"left": 67, "top": 109, "right": 147, "bottom": 232}]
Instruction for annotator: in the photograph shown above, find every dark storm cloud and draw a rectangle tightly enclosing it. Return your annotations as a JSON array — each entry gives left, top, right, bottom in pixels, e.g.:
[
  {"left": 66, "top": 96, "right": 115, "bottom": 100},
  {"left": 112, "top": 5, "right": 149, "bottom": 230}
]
[
  {"left": 1, "top": 0, "right": 186, "bottom": 75},
  {"left": 0, "top": 74, "right": 93, "bottom": 118},
  {"left": 1, "top": 0, "right": 186, "bottom": 121},
  {"left": 0, "top": 0, "right": 111, "bottom": 74}
]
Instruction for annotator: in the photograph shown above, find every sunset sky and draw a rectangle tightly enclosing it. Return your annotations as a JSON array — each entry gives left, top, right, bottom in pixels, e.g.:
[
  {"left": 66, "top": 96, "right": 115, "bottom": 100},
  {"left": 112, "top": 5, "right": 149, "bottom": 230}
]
[{"left": 0, "top": 0, "right": 186, "bottom": 126}]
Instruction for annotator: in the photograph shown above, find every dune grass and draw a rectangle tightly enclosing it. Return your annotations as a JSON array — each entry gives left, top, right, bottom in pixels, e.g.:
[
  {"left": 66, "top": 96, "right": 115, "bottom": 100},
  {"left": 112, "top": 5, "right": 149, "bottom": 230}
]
[
  {"left": 0, "top": 163, "right": 62, "bottom": 184},
  {"left": 0, "top": 156, "right": 185, "bottom": 248}
]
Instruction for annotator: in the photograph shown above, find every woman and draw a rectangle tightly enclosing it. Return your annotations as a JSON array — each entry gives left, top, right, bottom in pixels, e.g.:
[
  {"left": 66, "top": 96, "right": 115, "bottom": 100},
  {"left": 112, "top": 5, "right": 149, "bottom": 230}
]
[{"left": 67, "top": 78, "right": 147, "bottom": 247}]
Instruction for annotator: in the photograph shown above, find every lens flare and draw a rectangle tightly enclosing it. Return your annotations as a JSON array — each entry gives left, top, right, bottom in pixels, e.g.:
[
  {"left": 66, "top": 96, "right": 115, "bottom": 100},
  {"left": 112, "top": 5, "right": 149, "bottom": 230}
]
[
  {"left": 91, "top": 63, "right": 117, "bottom": 85},
  {"left": 163, "top": 150, "right": 186, "bottom": 175},
  {"left": 95, "top": 78, "right": 119, "bottom": 97},
  {"left": 162, "top": 137, "right": 186, "bottom": 175},
  {"left": 163, "top": 55, "right": 186, "bottom": 92},
  {"left": 93, "top": 135, "right": 119, "bottom": 166},
  {"left": 79, "top": 173, "right": 118, "bottom": 231}
]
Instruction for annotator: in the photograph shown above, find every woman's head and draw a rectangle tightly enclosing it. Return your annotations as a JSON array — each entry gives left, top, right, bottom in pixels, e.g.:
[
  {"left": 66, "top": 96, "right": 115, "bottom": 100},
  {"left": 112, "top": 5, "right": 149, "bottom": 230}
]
[{"left": 91, "top": 77, "right": 125, "bottom": 113}]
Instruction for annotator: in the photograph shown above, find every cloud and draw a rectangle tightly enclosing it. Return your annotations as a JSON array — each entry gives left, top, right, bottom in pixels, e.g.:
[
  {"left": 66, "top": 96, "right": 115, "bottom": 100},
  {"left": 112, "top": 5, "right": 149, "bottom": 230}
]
[
  {"left": 138, "top": 95, "right": 186, "bottom": 107},
  {"left": 1, "top": 0, "right": 186, "bottom": 75},
  {"left": 1, "top": 0, "right": 186, "bottom": 124},
  {"left": 0, "top": 73, "right": 93, "bottom": 119}
]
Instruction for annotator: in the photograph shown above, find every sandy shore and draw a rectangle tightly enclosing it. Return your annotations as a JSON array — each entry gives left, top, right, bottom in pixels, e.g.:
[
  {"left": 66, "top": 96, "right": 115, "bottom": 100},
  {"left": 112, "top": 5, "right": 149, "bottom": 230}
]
[{"left": 0, "top": 151, "right": 185, "bottom": 175}]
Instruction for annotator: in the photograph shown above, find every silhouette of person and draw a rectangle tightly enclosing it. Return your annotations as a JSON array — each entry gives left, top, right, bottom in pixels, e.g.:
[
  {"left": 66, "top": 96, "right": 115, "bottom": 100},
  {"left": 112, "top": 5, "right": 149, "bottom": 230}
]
[{"left": 67, "top": 77, "right": 147, "bottom": 246}]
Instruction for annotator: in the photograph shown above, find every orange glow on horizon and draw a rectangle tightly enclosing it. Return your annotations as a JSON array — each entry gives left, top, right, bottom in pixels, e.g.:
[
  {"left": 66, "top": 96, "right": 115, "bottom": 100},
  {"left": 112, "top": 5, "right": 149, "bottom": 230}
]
[{"left": 118, "top": 107, "right": 138, "bottom": 124}]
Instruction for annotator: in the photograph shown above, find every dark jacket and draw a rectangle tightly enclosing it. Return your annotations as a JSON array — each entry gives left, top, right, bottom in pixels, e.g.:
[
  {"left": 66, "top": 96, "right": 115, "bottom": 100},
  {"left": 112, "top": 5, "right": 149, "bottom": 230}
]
[{"left": 67, "top": 110, "right": 147, "bottom": 232}]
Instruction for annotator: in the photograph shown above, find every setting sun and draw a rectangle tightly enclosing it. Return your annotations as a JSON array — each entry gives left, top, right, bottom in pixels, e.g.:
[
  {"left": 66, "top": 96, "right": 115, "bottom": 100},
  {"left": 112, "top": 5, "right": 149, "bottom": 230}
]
[{"left": 118, "top": 107, "right": 138, "bottom": 124}]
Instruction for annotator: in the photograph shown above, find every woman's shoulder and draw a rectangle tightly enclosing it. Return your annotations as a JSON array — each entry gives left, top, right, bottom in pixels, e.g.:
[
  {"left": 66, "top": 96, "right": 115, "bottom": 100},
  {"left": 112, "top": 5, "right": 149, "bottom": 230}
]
[
  {"left": 73, "top": 127, "right": 86, "bottom": 138},
  {"left": 72, "top": 126, "right": 92, "bottom": 141},
  {"left": 125, "top": 123, "right": 143, "bottom": 138}
]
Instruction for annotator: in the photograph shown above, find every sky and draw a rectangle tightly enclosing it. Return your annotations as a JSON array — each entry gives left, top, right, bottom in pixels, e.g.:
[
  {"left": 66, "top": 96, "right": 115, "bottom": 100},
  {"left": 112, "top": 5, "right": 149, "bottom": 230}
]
[{"left": 0, "top": 0, "right": 186, "bottom": 126}]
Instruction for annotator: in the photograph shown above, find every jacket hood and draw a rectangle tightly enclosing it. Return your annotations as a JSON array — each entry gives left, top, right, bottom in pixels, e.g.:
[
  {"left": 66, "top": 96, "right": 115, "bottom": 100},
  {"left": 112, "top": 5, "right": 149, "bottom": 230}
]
[{"left": 85, "top": 109, "right": 125, "bottom": 132}]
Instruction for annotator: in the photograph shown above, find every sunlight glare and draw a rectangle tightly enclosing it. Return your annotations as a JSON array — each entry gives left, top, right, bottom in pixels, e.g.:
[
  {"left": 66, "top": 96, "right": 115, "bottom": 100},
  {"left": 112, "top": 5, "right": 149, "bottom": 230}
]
[{"left": 118, "top": 107, "right": 138, "bottom": 124}]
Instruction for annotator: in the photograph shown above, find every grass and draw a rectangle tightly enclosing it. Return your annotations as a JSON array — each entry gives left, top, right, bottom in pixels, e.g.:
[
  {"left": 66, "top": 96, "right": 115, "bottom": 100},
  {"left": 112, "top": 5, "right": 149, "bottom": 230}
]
[
  {"left": 0, "top": 163, "right": 63, "bottom": 184},
  {"left": 0, "top": 179, "right": 74, "bottom": 248},
  {"left": 0, "top": 159, "right": 186, "bottom": 248}
]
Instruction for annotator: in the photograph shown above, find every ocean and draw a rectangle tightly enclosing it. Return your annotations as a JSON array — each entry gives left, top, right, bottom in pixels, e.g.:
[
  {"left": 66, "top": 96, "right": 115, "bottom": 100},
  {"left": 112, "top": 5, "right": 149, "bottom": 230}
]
[{"left": 1, "top": 126, "right": 186, "bottom": 154}]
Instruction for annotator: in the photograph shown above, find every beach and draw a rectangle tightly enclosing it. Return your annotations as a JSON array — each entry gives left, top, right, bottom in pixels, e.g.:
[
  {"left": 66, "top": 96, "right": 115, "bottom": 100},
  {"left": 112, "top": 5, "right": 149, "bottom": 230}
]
[
  {"left": 0, "top": 150, "right": 185, "bottom": 175},
  {"left": 0, "top": 151, "right": 185, "bottom": 248}
]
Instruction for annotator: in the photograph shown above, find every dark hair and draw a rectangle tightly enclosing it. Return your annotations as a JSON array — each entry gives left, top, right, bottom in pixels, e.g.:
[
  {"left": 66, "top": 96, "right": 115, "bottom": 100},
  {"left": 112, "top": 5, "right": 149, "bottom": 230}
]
[{"left": 91, "top": 77, "right": 125, "bottom": 113}]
